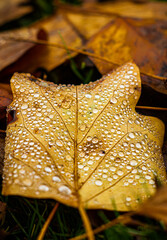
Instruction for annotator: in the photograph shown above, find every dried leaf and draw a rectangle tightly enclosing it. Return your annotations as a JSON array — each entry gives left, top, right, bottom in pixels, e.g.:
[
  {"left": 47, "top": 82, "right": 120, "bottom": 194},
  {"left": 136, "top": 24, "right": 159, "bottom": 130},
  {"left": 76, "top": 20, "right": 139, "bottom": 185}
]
[
  {"left": 0, "top": 84, "right": 12, "bottom": 126},
  {"left": 137, "top": 185, "right": 167, "bottom": 225},
  {"left": 0, "top": 84, "right": 12, "bottom": 108},
  {"left": 2, "top": 63, "right": 166, "bottom": 212},
  {"left": 86, "top": 18, "right": 167, "bottom": 77},
  {"left": 125, "top": 18, "right": 167, "bottom": 52},
  {"left": 64, "top": 12, "right": 112, "bottom": 40},
  {"left": 7, "top": 14, "right": 83, "bottom": 73},
  {"left": 0, "top": 28, "right": 42, "bottom": 71},
  {"left": 58, "top": 2, "right": 167, "bottom": 40},
  {"left": 0, "top": 0, "right": 32, "bottom": 26},
  {"left": 0, "top": 133, "right": 5, "bottom": 175},
  {"left": 140, "top": 73, "right": 167, "bottom": 95},
  {"left": 83, "top": 1, "right": 167, "bottom": 20}
]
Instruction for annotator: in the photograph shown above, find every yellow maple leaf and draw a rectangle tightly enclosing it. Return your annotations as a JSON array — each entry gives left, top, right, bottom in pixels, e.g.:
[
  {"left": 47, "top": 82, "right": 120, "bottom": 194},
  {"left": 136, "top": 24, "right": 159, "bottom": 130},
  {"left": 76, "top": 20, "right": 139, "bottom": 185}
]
[{"left": 2, "top": 63, "right": 166, "bottom": 214}]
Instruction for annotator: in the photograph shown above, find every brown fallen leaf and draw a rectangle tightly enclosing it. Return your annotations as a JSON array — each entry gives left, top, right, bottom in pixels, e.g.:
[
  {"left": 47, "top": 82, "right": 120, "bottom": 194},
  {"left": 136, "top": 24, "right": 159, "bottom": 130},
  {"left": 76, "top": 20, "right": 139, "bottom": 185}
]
[
  {"left": 0, "top": 14, "right": 82, "bottom": 78},
  {"left": 63, "top": 11, "right": 112, "bottom": 40},
  {"left": 0, "top": 84, "right": 12, "bottom": 126},
  {"left": 81, "top": 1, "right": 167, "bottom": 20},
  {"left": 137, "top": 185, "right": 167, "bottom": 225},
  {"left": 0, "top": 84, "right": 12, "bottom": 108},
  {"left": 2, "top": 63, "right": 167, "bottom": 238},
  {"left": 12, "top": 14, "right": 82, "bottom": 74},
  {"left": 125, "top": 18, "right": 167, "bottom": 52},
  {"left": 0, "top": 27, "right": 44, "bottom": 71},
  {"left": 0, "top": 133, "right": 5, "bottom": 175},
  {"left": 0, "top": 0, "right": 32, "bottom": 26},
  {"left": 140, "top": 73, "right": 167, "bottom": 95},
  {"left": 86, "top": 17, "right": 167, "bottom": 77},
  {"left": 57, "top": 1, "right": 167, "bottom": 40}
]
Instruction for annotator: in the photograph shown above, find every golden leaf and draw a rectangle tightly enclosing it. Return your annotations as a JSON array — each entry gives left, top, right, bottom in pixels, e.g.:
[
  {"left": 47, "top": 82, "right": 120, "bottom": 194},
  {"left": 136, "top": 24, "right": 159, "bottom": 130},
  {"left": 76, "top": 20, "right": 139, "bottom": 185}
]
[{"left": 2, "top": 63, "right": 167, "bottom": 212}]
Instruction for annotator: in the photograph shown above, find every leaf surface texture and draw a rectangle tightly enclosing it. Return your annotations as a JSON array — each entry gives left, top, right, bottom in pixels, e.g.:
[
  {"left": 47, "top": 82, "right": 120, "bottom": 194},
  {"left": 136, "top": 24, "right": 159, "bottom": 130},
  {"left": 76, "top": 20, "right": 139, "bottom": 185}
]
[{"left": 2, "top": 63, "right": 166, "bottom": 211}]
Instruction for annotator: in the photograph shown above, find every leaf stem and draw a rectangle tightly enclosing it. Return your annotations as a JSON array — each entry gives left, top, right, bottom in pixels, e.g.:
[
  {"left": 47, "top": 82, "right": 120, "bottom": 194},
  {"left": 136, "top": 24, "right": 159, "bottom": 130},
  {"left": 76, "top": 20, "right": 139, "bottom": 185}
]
[
  {"left": 136, "top": 106, "right": 167, "bottom": 111},
  {"left": 0, "top": 129, "right": 6, "bottom": 133},
  {"left": 78, "top": 203, "right": 95, "bottom": 240},
  {"left": 37, "top": 202, "right": 59, "bottom": 240}
]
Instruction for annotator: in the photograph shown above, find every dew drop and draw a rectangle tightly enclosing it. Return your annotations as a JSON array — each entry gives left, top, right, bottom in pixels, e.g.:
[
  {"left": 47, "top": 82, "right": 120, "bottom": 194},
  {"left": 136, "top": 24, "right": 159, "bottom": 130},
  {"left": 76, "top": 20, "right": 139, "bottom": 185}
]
[
  {"left": 149, "top": 180, "right": 155, "bottom": 185},
  {"left": 39, "top": 185, "right": 49, "bottom": 191},
  {"left": 129, "top": 133, "right": 135, "bottom": 139},
  {"left": 114, "top": 114, "right": 119, "bottom": 120},
  {"left": 126, "top": 197, "right": 131, "bottom": 202},
  {"left": 128, "top": 179, "right": 133, "bottom": 183},
  {"left": 58, "top": 185, "right": 71, "bottom": 195},
  {"left": 52, "top": 176, "right": 61, "bottom": 182},
  {"left": 36, "top": 112, "right": 42, "bottom": 117},
  {"left": 129, "top": 88, "right": 134, "bottom": 94},
  {"left": 95, "top": 94, "right": 100, "bottom": 99},
  {"left": 85, "top": 94, "right": 92, "bottom": 99},
  {"left": 19, "top": 169, "right": 25, "bottom": 174},
  {"left": 84, "top": 167, "right": 89, "bottom": 171},
  {"left": 119, "top": 152, "right": 124, "bottom": 157},
  {"left": 110, "top": 97, "right": 117, "bottom": 104},
  {"left": 132, "top": 169, "right": 137, "bottom": 174},
  {"left": 66, "top": 155, "right": 72, "bottom": 161},
  {"left": 123, "top": 142, "right": 128, "bottom": 147},
  {"left": 93, "top": 109, "right": 98, "bottom": 113},
  {"left": 80, "top": 124, "right": 86, "bottom": 131},
  {"left": 95, "top": 180, "right": 103, "bottom": 186},
  {"left": 45, "top": 167, "right": 52, "bottom": 173},
  {"left": 21, "top": 103, "right": 28, "bottom": 109},
  {"left": 145, "top": 175, "right": 151, "bottom": 180},
  {"left": 139, "top": 178, "right": 145, "bottom": 184},
  {"left": 56, "top": 140, "right": 63, "bottom": 146},
  {"left": 45, "top": 117, "right": 50, "bottom": 122},
  {"left": 23, "top": 178, "right": 32, "bottom": 186},
  {"left": 99, "top": 150, "right": 105, "bottom": 156},
  {"left": 136, "top": 143, "right": 142, "bottom": 148},
  {"left": 21, "top": 154, "right": 27, "bottom": 159},
  {"left": 117, "top": 170, "right": 123, "bottom": 176},
  {"left": 87, "top": 136, "right": 92, "bottom": 142},
  {"left": 130, "top": 160, "right": 137, "bottom": 166},
  {"left": 92, "top": 137, "right": 99, "bottom": 144},
  {"left": 79, "top": 152, "right": 85, "bottom": 158},
  {"left": 20, "top": 88, "right": 25, "bottom": 93},
  {"left": 110, "top": 167, "right": 116, "bottom": 172},
  {"left": 88, "top": 160, "right": 93, "bottom": 165},
  {"left": 122, "top": 100, "right": 127, "bottom": 106}
]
